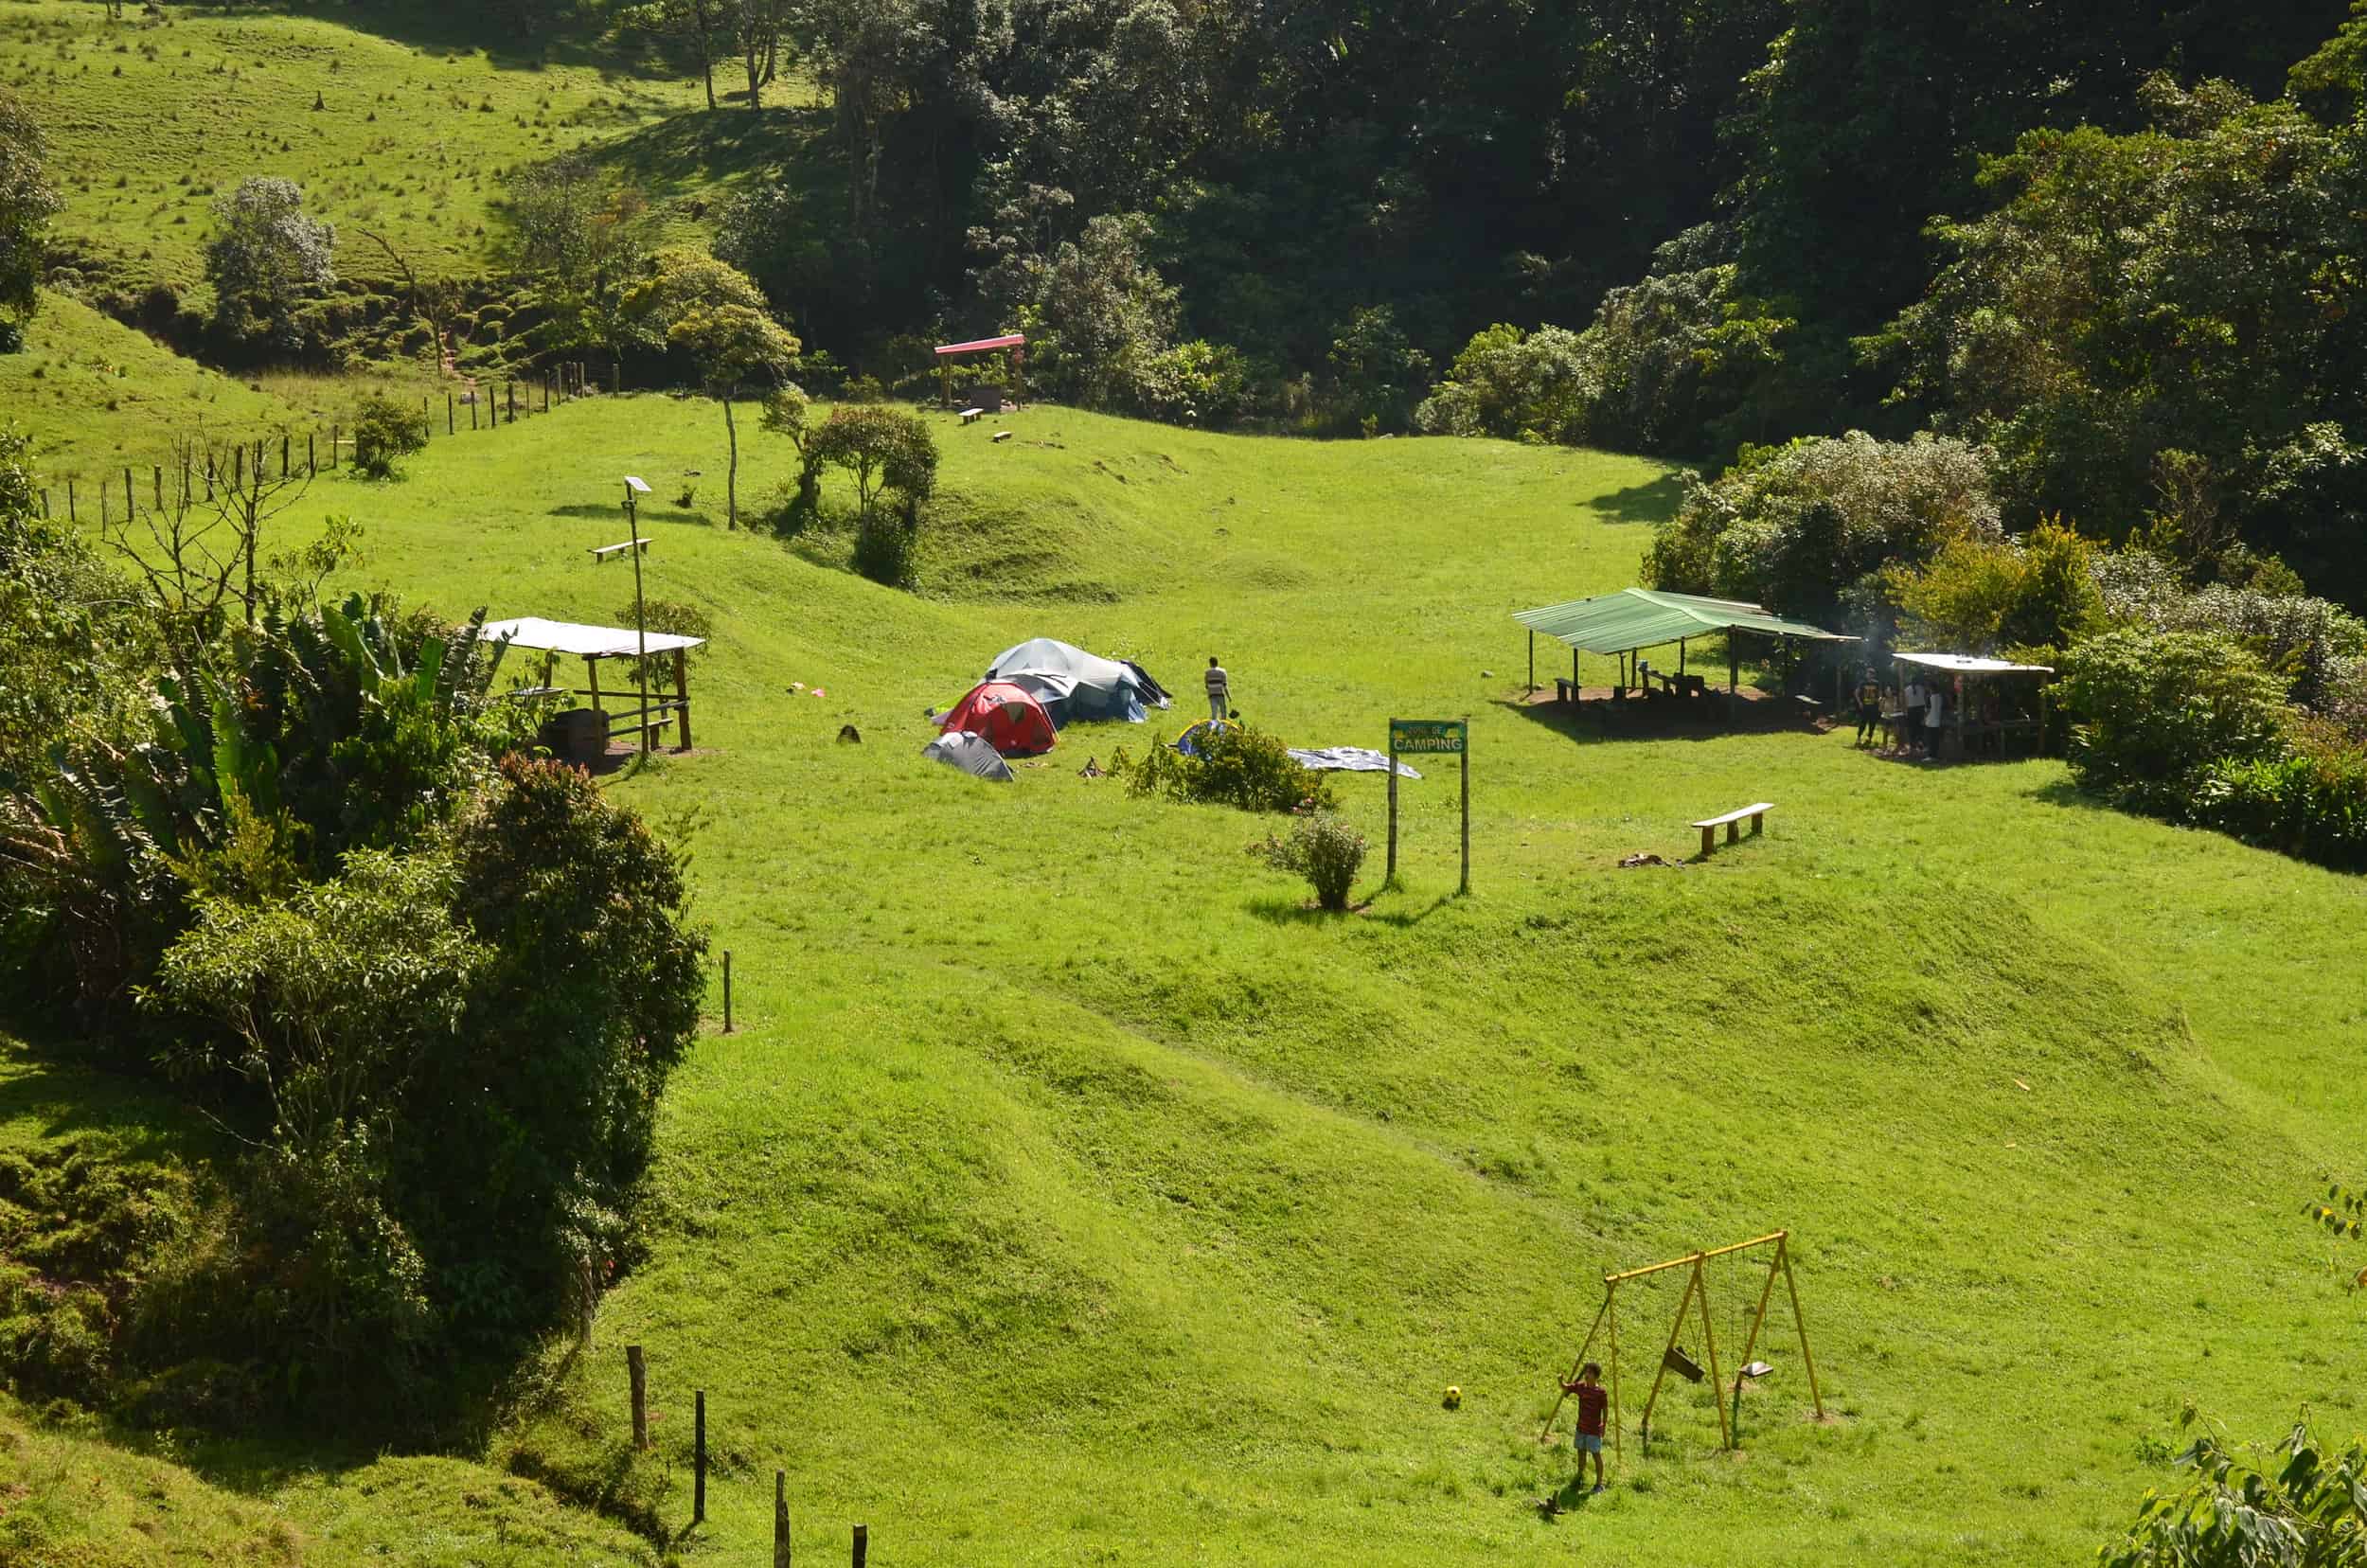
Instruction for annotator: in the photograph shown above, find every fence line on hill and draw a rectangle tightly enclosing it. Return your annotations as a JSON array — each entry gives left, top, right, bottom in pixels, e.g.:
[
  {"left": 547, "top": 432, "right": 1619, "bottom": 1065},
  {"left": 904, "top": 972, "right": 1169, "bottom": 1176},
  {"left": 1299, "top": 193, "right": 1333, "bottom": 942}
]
[
  {"left": 617, "top": 1341, "right": 872, "bottom": 1564},
  {"left": 31, "top": 361, "right": 610, "bottom": 526}
]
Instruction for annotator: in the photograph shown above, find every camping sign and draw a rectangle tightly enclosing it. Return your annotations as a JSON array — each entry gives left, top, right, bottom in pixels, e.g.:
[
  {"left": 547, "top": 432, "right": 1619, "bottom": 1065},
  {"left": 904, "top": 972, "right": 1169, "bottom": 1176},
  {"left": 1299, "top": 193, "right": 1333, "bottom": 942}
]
[
  {"left": 1390, "top": 720, "right": 1467, "bottom": 755},
  {"left": 1384, "top": 718, "right": 1471, "bottom": 896}
]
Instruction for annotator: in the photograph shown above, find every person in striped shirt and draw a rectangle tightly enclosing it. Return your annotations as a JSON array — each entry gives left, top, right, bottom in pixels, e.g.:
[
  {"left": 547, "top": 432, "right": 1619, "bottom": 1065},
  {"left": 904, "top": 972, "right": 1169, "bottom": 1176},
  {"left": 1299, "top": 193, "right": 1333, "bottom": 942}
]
[
  {"left": 1561, "top": 1362, "right": 1608, "bottom": 1494},
  {"left": 1204, "top": 656, "right": 1231, "bottom": 721}
]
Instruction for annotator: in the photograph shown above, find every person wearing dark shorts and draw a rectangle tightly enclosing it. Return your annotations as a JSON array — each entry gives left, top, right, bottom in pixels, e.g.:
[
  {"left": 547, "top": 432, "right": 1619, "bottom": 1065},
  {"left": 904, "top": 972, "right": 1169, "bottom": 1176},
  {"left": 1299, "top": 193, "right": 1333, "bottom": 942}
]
[
  {"left": 1854, "top": 667, "right": 1882, "bottom": 747},
  {"left": 1561, "top": 1362, "right": 1609, "bottom": 1494}
]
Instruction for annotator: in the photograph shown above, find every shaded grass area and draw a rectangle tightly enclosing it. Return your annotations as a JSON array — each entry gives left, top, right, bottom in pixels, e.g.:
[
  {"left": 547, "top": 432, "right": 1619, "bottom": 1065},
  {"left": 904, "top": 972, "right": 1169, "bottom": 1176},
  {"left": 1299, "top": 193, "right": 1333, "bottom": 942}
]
[
  {"left": 0, "top": 1391, "right": 660, "bottom": 1565},
  {"left": 5, "top": 394, "right": 2365, "bottom": 1562}
]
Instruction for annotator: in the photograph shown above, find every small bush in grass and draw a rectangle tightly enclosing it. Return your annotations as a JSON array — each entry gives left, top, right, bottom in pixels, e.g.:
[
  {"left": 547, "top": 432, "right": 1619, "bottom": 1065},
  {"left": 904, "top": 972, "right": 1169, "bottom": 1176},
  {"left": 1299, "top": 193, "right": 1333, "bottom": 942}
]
[
  {"left": 1119, "top": 723, "right": 1335, "bottom": 813},
  {"left": 1252, "top": 810, "right": 1367, "bottom": 911},
  {"left": 349, "top": 388, "right": 425, "bottom": 478}
]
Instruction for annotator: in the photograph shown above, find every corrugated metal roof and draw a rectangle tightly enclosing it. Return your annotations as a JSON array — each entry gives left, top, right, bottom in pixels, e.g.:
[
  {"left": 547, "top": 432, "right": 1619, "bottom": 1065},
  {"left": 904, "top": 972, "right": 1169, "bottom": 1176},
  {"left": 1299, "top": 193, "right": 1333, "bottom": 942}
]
[
  {"left": 1894, "top": 651, "right": 2054, "bottom": 674},
  {"left": 934, "top": 334, "right": 1026, "bottom": 355},
  {"left": 480, "top": 616, "right": 706, "bottom": 658},
  {"left": 1513, "top": 588, "right": 1851, "bottom": 654}
]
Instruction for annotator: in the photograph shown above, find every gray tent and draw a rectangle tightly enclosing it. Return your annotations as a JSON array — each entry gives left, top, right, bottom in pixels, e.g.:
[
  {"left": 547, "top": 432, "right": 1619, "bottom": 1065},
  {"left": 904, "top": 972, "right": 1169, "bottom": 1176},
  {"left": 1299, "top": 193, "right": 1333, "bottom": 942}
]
[
  {"left": 922, "top": 730, "right": 1015, "bottom": 782},
  {"left": 986, "top": 638, "right": 1166, "bottom": 724}
]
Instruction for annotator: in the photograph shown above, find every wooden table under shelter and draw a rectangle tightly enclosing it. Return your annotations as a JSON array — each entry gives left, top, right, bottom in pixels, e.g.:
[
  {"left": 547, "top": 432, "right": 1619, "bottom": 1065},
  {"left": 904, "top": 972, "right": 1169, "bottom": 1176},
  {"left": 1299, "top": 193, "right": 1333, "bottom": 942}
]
[
  {"left": 480, "top": 615, "right": 705, "bottom": 759},
  {"left": 1513, "top": 586, "right": 1857, "bottom": 717}
]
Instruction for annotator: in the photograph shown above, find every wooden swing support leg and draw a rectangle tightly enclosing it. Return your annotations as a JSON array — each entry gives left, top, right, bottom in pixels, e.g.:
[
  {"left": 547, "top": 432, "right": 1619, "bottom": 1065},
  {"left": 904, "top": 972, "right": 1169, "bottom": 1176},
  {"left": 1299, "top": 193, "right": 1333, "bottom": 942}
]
[
  {"left": 1608, "top": 1285, "right": 1622, "bottom": 1470},
  {"left": 1637, "top": 1257, "right": 1700, "bottom": 1449},
  {"left": 1536, "top": 1289, "right": 1612, "bottom": 1443},
  {"left": 1783, "top": 1237, "right": 1825, "bottom": 1419},
  {"left": 1732, "top": 1236, "right": 1786, "bottom": 1440},
  {"left": 1698, "top": 1256, "right": 1733, "bottom": 1452}
]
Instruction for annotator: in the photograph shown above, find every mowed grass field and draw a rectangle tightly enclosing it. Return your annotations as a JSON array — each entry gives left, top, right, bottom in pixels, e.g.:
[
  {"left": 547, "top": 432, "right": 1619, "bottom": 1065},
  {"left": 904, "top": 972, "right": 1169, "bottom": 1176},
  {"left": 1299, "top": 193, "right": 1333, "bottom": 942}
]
[
  {"left": 1, "top": 0, "right": 802, "bottom": 292},
  {"left": 6, "top": 395, "right": 2367, "bottom": 1563}
]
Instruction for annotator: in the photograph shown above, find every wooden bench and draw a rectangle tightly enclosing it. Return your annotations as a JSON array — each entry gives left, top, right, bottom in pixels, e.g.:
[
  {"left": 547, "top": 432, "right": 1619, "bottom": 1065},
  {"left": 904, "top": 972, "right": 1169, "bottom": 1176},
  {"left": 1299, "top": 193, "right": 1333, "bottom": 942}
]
[
  {"left": 590, "top": 538, "right": 651, "bottom": 563},
  {"left": 1691, "top": 801, "right": 1773, "bottom": 857},
  {"left": 959, "top": 406, "right": 986, "bottom": 425},
  {"left": 1555, "top": 677, "right": 1577, "bottom": 705}
]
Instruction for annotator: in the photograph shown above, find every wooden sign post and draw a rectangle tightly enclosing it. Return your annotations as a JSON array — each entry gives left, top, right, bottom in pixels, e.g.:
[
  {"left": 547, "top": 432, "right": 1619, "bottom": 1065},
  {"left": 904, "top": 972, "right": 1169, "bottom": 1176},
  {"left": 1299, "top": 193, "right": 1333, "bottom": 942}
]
[{"left": 1386, "top": 719, "right": 1470, "bottom": 895}]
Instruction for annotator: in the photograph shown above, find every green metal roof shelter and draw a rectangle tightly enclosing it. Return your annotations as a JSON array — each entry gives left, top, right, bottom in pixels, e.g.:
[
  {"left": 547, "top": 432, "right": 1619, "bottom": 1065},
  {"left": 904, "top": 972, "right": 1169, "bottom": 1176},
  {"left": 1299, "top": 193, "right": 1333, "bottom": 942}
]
[{"left": 1514, "top": 587, "right": 1854, "bottom": 704}]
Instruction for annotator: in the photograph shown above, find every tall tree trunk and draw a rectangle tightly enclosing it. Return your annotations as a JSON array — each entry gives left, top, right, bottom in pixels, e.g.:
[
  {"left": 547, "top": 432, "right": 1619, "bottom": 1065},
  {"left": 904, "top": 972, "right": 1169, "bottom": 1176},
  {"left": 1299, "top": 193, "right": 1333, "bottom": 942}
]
[
  {"left": 694, "top": 0, "right": 717, "bottom": 109},
  {"left": 722, "top": 394, "right": 739, "bottom": 529}
]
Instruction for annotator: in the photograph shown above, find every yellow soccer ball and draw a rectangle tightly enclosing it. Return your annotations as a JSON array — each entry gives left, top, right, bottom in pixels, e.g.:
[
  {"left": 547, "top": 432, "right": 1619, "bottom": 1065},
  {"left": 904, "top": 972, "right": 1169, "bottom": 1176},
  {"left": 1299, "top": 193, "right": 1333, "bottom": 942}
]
[{"left": 1443, "top": 1385, "right": 1462, "bottom": 1410}]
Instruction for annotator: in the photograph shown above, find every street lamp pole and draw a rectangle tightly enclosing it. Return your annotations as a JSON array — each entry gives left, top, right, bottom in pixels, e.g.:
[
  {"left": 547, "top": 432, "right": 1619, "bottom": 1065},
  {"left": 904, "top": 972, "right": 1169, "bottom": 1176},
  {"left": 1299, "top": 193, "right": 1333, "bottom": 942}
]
[{"left": 624, "top": 476, "right": 651, "bottom": 756}]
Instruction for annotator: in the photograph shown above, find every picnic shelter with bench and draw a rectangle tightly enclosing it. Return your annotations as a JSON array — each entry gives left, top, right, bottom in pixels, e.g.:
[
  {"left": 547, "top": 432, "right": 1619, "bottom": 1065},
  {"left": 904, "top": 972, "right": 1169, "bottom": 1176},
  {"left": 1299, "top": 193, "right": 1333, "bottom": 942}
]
[
  {"left": 481, "top": 615, "right": 704, "bottom": 761},
  {"left": 1513, "top": 587, "right": 1855, "bottom": 719}
]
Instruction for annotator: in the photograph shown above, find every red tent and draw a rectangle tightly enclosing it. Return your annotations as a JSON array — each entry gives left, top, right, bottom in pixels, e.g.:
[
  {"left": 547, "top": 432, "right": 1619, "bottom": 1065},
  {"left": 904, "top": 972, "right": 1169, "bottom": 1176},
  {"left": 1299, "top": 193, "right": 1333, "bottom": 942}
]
[{"left": 937, "top": 680, "right": 1058, "bottom": 757}]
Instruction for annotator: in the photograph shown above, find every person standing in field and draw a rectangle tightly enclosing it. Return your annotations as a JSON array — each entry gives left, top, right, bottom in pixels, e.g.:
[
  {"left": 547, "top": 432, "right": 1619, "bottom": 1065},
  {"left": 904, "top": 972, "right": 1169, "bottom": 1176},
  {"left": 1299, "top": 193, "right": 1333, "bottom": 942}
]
[
  {"left": 1854, "top": 667, "right": 1883, "bottom": 747},
  {"left": 1900, "top": 673, "right": 1927, "bottom": 754},
  {"left": 1562, "top": 1362, "right": 1609, "bottom": 1494},
  {"left": 1205, "top": 655, "right": 1231, "bottom": 722}
]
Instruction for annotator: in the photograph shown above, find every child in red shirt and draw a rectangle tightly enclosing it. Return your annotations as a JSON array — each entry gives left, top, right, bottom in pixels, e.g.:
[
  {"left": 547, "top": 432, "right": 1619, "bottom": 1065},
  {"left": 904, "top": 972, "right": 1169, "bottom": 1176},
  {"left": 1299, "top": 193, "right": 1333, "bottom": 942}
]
[{"left": 1561, "top": 1362, "right": 1608, "bottom": 1494}]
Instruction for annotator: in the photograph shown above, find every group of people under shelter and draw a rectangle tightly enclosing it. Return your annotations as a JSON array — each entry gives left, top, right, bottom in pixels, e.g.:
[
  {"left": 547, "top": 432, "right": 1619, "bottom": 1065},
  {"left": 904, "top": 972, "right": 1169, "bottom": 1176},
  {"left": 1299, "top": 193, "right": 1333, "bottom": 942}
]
[{"left": 1847, "top": 656, "right": 2050, "bottom": 760}]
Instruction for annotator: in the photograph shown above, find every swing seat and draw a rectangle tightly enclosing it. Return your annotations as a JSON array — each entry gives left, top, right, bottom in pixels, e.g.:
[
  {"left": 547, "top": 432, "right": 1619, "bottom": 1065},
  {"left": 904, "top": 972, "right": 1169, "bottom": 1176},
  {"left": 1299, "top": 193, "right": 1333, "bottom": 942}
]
[{"left": 1662, "top": 1345, "right": 1705, "bottom": 1383}]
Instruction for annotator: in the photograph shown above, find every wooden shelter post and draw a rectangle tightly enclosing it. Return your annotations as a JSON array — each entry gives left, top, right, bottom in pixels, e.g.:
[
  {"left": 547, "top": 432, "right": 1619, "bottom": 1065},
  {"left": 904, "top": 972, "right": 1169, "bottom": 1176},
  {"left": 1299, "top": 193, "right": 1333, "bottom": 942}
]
[
  {"left": 673, "top": 648, "right": 693, "bottom": 750},
  {"left": 1526, "top": 630, "right": 1535, "bottom": 694}
]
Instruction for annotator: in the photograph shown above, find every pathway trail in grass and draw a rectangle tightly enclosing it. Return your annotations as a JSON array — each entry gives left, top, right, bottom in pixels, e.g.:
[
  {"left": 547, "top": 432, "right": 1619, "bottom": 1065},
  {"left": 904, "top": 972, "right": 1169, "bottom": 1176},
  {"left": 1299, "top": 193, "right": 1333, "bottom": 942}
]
[{"left": 12, "top": 395, "right": 2367, "bottom": 1563}]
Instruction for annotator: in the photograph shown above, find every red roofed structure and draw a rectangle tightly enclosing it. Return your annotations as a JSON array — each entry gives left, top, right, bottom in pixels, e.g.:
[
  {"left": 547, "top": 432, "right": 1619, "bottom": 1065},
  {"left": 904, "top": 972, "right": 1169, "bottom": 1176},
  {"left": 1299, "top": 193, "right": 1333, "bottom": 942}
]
[{"left": 934, "top": 332, "right": 1026, "bottom": 405}]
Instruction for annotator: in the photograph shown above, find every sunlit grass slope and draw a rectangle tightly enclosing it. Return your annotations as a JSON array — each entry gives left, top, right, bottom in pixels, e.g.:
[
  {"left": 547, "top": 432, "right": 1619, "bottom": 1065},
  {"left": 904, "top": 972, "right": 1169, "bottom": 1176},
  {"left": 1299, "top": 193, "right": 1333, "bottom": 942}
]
[
  {"left": 0, "top": 289, "right": 440, "bottom": 476},
  {"left": 9, "top": 396, "right": 2367, "bottom": 1563},
  {"left": 1, "top": 0, "right": 803, "bottom": 291}
]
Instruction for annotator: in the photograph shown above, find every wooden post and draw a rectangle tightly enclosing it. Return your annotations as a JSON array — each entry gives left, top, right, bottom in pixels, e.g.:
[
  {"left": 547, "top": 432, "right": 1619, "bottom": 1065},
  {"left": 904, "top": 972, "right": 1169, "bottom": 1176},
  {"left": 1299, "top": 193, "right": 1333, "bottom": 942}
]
[
  {"left": 329, "top": 424, "right": 339, "bottom": 469},
  {"left": 151, "top": 465, "right": 162, "bottom": 509},
  {"left": 612, "top": 363, "right": 620, "bottom": 395},
  {"left": 424, "top": 396, "right": 432, "bottom": 438},
  {"left": 66, "top": 477, "right": 76, "bottom": 522},
  {"left": 124, "top": 467, "right": 134, "bottom": 518},
  {"left": 543, "top": 371, "right": 551, "bottom": 412},
  {"left": 281, "top": 434, "right": 291, "bottom": 477},
  {"left": 722, "top": 951, "right": 733, "bottom": 1034},
  {"left": 447, "top": 393, "right": 455, "bottom": 436},
  {"left": 1697, "top": 1256, "right": 1733, "bottom": 1450},
  {"left": 205, "top": 454, "right": 214, "bottom": 499},
  {"left": 852, "top": 1523, "right": 867, "bottom": 1567},
  {"left": 98, "top": 479, "right": 108, "bottom": 527},
  {"left": 1458, "top": 720, "right": 1470, "bottom": 897},
  {"left": 308, "top": 433, "right": 316, "bottom": 475},
  {"left": 693, "top": 1390, "right": 706, "bottom": 1523},
  {"left": 1732, "top": 1241, "right": 1786, "bottom": 1441},
  {"left": 1637, "top": 1256, "right": 1700, "bottom": 1447},
  {"left": 1384, "top": 718, "right": 1399, "bottom": 888},
  {"left": 1781, "top": 1237, "right": 1824, "bottom": 1418},
  {"left": 586, "top": 655, "right": 602, "bottom": 724},
  {"left": 627, "top": 1345, "right": 647, "bottom": 1450},
  {"left": 673, "top": 647, "right": 691, "bottom": 750},
  {"left": 507, "top": 381, "right": 516, "bottom": 422},
  {"left": 1526, "top": 629, "right": 1535, "bottom": 694},
  {"left": 471, "top": 392, "right": 479, "bottom": 431},
  {"left": 1607, "top": 1283, "right": 1622, "bottom": 1469},
  {"left": 774, "top": 1473, "right": 792, "bottom": 1568}
]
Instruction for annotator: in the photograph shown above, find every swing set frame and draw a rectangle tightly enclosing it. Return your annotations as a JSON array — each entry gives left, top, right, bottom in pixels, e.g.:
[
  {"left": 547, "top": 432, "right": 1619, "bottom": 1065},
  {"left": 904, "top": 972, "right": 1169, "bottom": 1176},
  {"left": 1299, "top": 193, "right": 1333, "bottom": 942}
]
[{"left": 1538, "top": 1230, "right": 1824, "bottom": 1470}]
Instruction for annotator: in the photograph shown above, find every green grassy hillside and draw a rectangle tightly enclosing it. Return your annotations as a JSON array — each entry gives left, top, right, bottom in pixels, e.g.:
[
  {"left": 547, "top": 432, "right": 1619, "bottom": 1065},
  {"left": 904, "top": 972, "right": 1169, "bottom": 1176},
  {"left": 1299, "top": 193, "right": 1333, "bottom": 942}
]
[
  {"left": 9, "top": 397, "right": 2357, "bottom": 1562},
  {"left": 2, "top": 0, "right": 799, "bottom": 294}
]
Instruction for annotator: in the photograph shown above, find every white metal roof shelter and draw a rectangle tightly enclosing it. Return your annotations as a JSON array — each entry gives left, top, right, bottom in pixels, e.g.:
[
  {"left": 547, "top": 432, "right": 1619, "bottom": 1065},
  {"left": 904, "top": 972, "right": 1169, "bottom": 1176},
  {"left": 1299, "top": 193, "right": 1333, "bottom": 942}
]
[
  {"left": 1892, "top": 651, "right": 2055, "bottom": 675},
  {"left": 480, "top": 616, "right": 706, "bottom": 659},
  {"left": 479, "top": 617, "right": 705, "bottom": 751}
]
